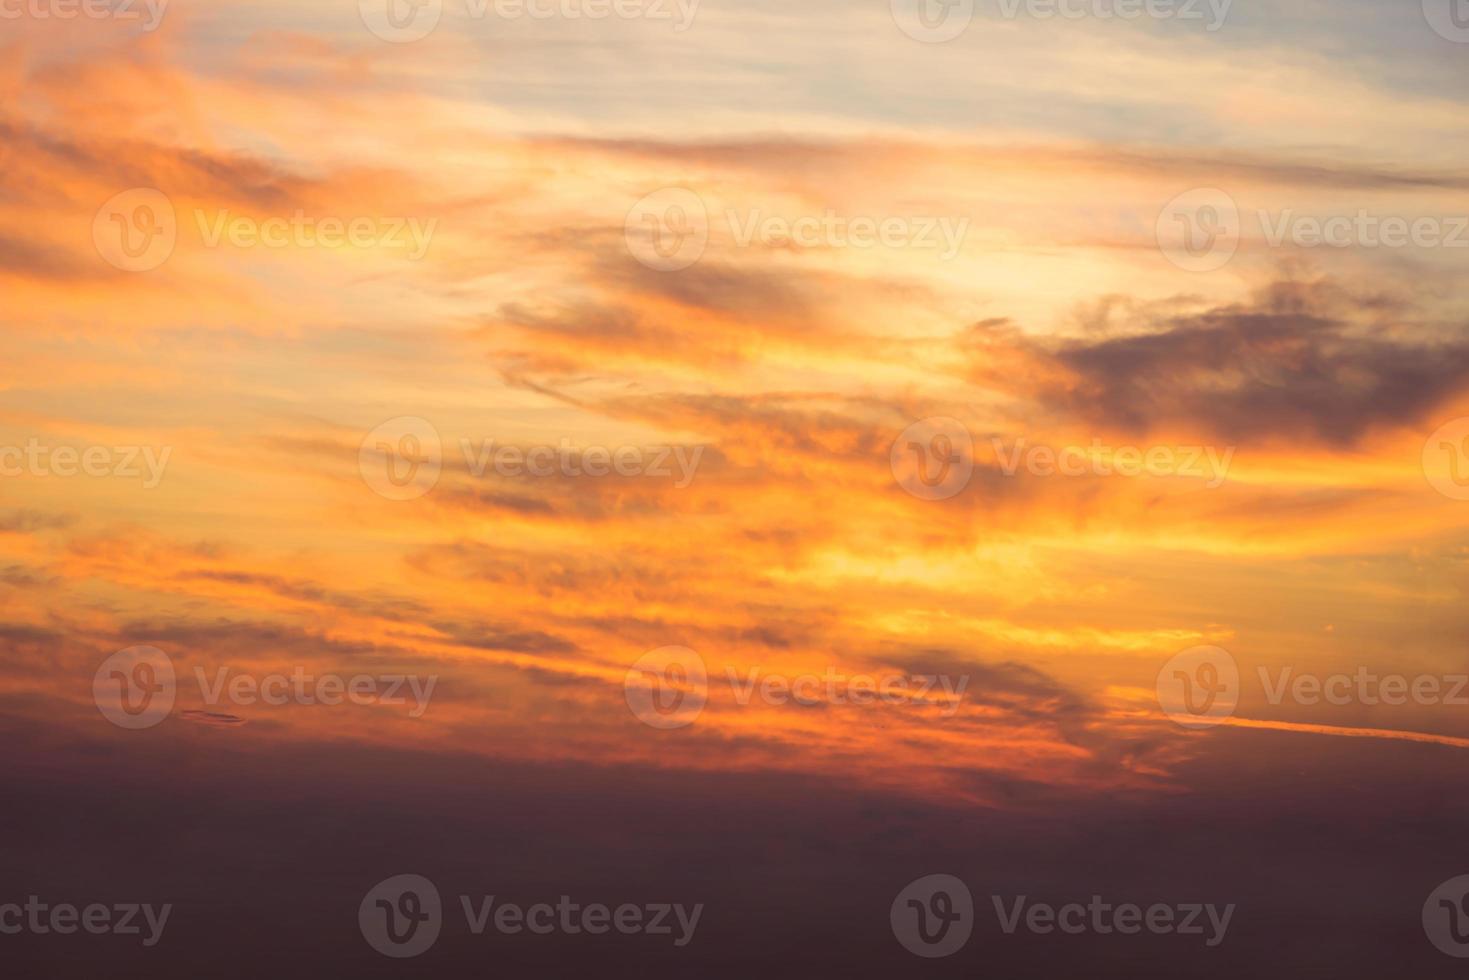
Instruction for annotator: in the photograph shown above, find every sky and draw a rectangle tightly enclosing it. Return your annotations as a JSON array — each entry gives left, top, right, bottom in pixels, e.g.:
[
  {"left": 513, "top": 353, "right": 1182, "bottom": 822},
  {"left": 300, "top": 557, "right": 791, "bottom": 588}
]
[{"left": 4, "top": 0, "right": 1469, "bottom": 975}]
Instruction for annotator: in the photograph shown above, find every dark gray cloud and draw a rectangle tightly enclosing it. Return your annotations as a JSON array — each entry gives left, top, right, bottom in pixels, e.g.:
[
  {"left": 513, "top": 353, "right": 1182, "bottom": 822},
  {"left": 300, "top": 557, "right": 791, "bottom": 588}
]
[
  {"left": 972, "top": 279, "right": 1469, "bottom": 446},
  {"left": 0, "top": 509, "right": 74, "bottom": 534},
  {"left": 181, "top": 709, "right": 246, "bottom": 727}
]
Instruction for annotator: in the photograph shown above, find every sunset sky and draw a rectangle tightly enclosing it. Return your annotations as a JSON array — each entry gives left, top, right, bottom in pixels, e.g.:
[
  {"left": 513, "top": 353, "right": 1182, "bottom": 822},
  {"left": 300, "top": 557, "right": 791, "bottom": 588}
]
[{"left": 5, "top": 1, "right": 1469, "bottom": 975}]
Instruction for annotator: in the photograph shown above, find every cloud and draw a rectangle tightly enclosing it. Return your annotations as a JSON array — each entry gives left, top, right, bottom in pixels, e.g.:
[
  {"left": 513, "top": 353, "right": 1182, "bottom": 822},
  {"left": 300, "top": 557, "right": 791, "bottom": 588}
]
[
  {"left": 180, "top": 709, "right": 247, "bottom": 727},
  {"left": 966, "top": 277, "right": 1469, "bottom": 446},
  {"left": 0, "top": 510, "right": 74, "bottom": 534}
]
